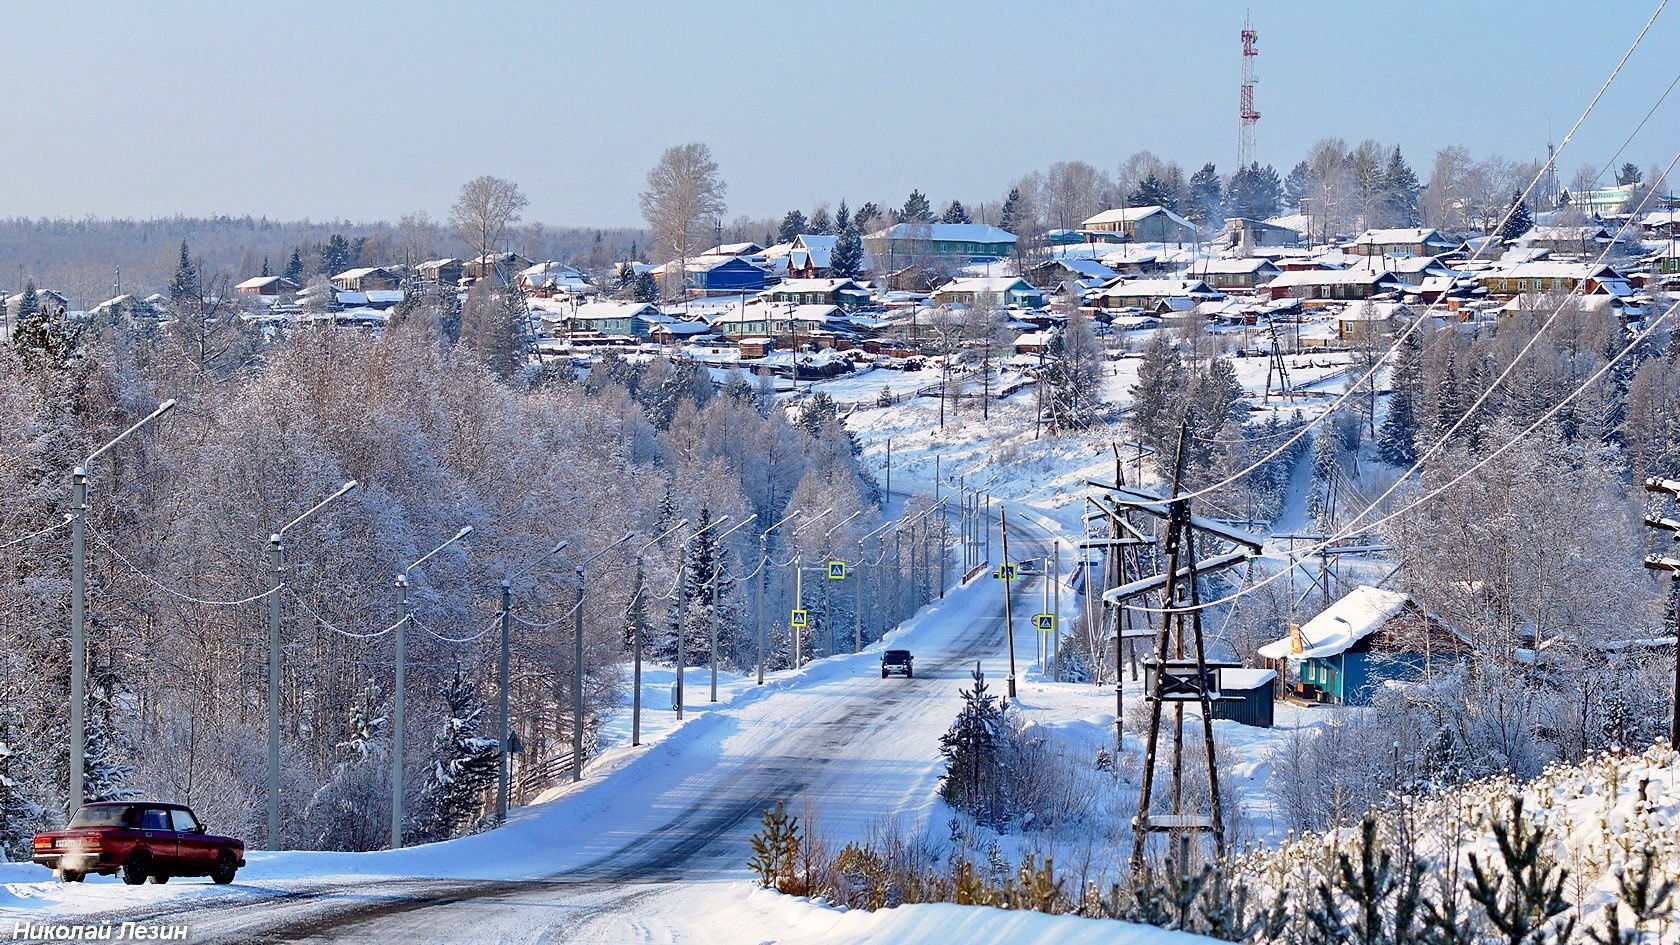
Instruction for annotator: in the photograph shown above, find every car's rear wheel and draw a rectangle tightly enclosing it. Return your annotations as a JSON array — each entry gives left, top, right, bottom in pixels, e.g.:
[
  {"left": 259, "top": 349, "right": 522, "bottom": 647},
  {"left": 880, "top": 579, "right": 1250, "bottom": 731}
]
[
  {"left": 55, "top": 868, "right": 84, "bottom": 883},
  {"left": 210, "top": 852, "right": 237, "bottom": 885},
  {"left": 907, "top": 668, "right": 914, "bottom": 678},
  {"left": 121, "top": 851, "right": 151, "bottom": 886},
  {"left": 881, "top": 669, "right": 888, "bottom": 678}
]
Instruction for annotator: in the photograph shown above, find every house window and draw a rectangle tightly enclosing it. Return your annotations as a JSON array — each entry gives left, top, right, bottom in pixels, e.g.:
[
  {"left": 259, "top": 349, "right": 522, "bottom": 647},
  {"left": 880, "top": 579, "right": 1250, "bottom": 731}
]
[{"left": 1517, "top": 280, "right": 1528, "bottom": 292}]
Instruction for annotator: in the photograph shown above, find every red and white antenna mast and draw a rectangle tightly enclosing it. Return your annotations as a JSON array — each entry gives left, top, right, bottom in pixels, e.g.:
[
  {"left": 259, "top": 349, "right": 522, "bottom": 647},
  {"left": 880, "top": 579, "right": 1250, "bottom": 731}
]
[{"left": 1239, "top": 14, "right": 1260, "bottom": 169}]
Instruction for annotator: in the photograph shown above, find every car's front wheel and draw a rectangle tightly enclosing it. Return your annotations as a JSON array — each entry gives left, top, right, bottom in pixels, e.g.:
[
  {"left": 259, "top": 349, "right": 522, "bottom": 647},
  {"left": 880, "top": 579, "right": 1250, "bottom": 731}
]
[
  {"left": 210, "top": 852, "right": 238, "bottom": 885},
  {"left": 121, "top": 851, "right": 151, "bottom": 886},
  {"left": 147, "top": 873, "right": 168, "bottom": 884}
]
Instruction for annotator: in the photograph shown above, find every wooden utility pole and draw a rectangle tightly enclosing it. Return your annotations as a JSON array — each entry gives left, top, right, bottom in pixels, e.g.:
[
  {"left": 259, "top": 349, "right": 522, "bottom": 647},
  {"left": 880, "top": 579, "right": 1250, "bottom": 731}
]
[
  {"left": 1000, "top": 506, "right": 1017, "bottom": 698},
  {"left": 1092, "top": 424, "right": 1262, "bottom": 871}
]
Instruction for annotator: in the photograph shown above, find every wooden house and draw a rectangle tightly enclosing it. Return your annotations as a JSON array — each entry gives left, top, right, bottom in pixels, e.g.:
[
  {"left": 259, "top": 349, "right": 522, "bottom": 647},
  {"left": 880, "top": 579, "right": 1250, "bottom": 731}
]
[
  {"left": 931, "top": 276, "right": 1047, "bottom": 310},
  {"left": 1257, "top": 586, "right": 1465, "bottom": 706},
  {"left": 1024, "top": 257, "right": 1119, "bottom": 289},
  {"left": 1211, "top": 668, "right": 1276, "bottom": 728},
  {"left": 1346, "top": 228, "right": 1455, "bottom": 258},
  {"left": 1518, "top": 225, "right": 1616, "bottom": 257},
  {"left": 1223, "top": 217, "right": 1300, "bottom": 250},
  {"left": 565, "top": 301, "right": 658, "bottom": 338},
  {"left": 763, "top": 278, "right": 871, "bottom": 310},
  {"left": 863, "top": 223, "right": 1017, "bottom": 267},
  {"left": 235, "top": 275, "right": 299, "bottom": 297},
  {"left": 416, "top": 258, "right": 464, "bottom": 287},
  {"left": 466, "top": 252, "right": 535, "bottom": 283},
  {"left": 1475, "top": 261, "right": 1630, "bottom": 298},
  {"left": 1079, "top": 206, "right": 1199, "bottom": 244},
  {"left": 786, "top": 235, "right": 838, "bottom": 279},
  {"left": 1097, "top": 278, "right": 1221, "bottom": 313},
  {"left": 331, "top": 267, "right": 403, "bottom": 292},
  {"left": 1189, "top": 257, "right": 1281, "bottom": 291},
  {"left": 1264, "top": 268, "right": 1403, "bottom": 302},
  {"left": 1337, "top": 301, "right": 1412, "bottom": 341}
]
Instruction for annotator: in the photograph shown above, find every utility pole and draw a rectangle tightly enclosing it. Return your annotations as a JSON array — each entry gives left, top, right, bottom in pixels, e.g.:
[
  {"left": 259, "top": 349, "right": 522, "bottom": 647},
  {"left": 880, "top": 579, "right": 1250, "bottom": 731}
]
[
  {"left": 572, "top": 531, "right": 635, "bottom": 780},
  {"left": 755, "top": 511, "right": 799, "bottom": 685},
  {"left": 497, "top": 537, "right": 566, "bottom": 821},
  {"left": 1000, "top": 506, "right": 1016, "bottom": 698},
  {"left": 1644, "top": 476, "right": 1680, "bottom": 745},
  {"left": 710, "top": 515, "right": 756, "bottom": 701},
  {"left": 636, "top": 521, "right": 687, "bottom": 739}
]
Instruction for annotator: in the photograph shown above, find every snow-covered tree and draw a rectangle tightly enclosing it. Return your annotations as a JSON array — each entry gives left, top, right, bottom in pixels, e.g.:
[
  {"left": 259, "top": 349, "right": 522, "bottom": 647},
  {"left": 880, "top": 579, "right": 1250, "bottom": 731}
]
[
  {"left": 777, "top": 210, "right": 807, "bottom": 245},
  {"left": 416, "top": 669, "right": 500, "bottom": 840},
  {"left": 1042, "top": 313, "right": 1104, "bottom": 433},
  {"left": 169, "top": 239, "right": 200, "bottom": 301},
  {"left": 939, "top": 665, "right": 1010, "bottom": 826},
  {"left": 1498, "top": 190, "right": 1534, "bottom": 242},
  {"left": 1187, "top": 163, "right": 1223, "bottom": 224},
  {"left": 0, "top": 735, "right": 41, "bottom": 861},
  {"left": 941, "top": 200, "right": 971, "bottom": 224},
  {"left": 1378, "top": 332, "right": 1422, "bottom": 465},
  {"left": 830, "top": 226, "right": 863, "bottom": 278},
  {"left": 900, "top": 190, "right": 933, "bottom": 224},
  {"left": 807, "top": 206, "right": 831, "bottom": 235}
]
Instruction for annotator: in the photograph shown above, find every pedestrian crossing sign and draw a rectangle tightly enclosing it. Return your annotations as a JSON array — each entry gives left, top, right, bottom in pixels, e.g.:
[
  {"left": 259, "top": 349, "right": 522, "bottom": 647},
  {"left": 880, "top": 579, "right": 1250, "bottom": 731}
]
[
  {"left": 1034, "top": 613, "right": 1055, "bottom": 632},
  {"left": 790, "top": 609, "right": 808, "bottom": 628},
  {"left": 828, "top": 561, "right": 847, "bottom": 579},
  {"left": 995, "top": 563, "right": 1018, "bottom": 581}
]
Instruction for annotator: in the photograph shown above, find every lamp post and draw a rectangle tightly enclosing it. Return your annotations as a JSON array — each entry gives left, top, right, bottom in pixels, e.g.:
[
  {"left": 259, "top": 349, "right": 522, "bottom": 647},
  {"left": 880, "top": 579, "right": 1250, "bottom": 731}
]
[
  {"left": 788, "top": 508, "right": 834, "bottom": 667},
  {"left": 855, "top": 518, "right": 896, "bottom": 652},
  {"left": 820, "top": 510, "right": 865, "bottom": 656},
  {"left": 69, "top": 398, "right": 176, "bottom": 810},
  {"left": 633, "top": 522, "right": 688, "bottom": 743},
  {"left": 496, "top": 538, "right": 568, "bottom": 823},
  {"left": 267, "top": 479, "right": 359, "bottom": 851},
  {"left": 572, "top": 531, "right": 637, "bottom": 782},
  {"left": 674, "top": 517, "right": 727, "bottom": 719},
  {"left": 708, "top": 515, "right": 757, "bottom": 701},
  {"left": 392, "top": 524, "right": 474, "bottom": 849},
  {"left": 755, "top": 510, "right": 802, "bottom": 684}
]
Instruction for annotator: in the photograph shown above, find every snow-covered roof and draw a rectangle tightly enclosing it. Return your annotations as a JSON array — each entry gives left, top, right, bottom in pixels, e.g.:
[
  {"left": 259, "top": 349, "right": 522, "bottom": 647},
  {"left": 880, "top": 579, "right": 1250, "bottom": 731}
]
[
  {"left": 1266, "top": 269, "right": 1398, "bottom": 288},
  {"left": 1080, "top": 205, "right": 1197, "bottom": 230},
  {"left": 1338, "top": 301, "right": 1413, "bottom": 321},
  {"left": 1480, "top": 261, "right": 1620, "bottom": 281},
  {"left": 766, "top": 278, "right": 865, "bottom": 295},
  {"left": 521, "top": 260, "right": 582, "bottom": 278},
  {"left": 1258, "top": 586, "right": 1412, "bottom": 661},
  {"left": 700, "top": 242, "right": 764, "bottom": 256},
  {"left": 867, "top": 223, "right": 1018, "bottom": 244},
  {"left": 1220, "top": 668, "right": 1277, "bottom": 690},
  {"left": 1350, "top": 228, "right": 1453, "bottom": 247},
  {"left": 1190, "top": 257, "right": 1280, "bottom": 276},
  {"left": 333, "top": 267, "right": 395, "bottom": 281},
  {"left": 235, "top": 275, "right": 297, "bottom": 290},
  {"left": 570, "top": 301, "right": 658, "bottom": 321},
  {"left": 1099, "top": 278, "right": 1219, "bottom": 298},
  {"left": 1052, "top": 258, "right": 1120, "bottom": 280},
  {"left": 935, "top": 276, "right": 1039, "bottom": 295}
]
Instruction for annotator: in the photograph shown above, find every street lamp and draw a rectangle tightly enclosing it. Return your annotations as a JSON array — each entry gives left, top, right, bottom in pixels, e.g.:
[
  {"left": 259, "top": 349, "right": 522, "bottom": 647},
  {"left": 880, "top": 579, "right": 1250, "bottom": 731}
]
[
  {"left": 267, "top": 479, "right": 359, "bottom": 851},
  {"left": 495, "top": 538, "right": 568, "bottom": 822},
  {"left": 672, "top": 516, "right": 728, "bottom": 720},
  {"left": 632, "top": 522, "right": 688, "bottom": 743},
  {"left": 392, "top": 524, "right": 474, "bottom": 849},
  {"left": 69, "top": 398, "right": 176, "bottom": 809},
  {"left": 755, "top": 510, "right": 802, "bottom": 684},
  {"left": 820, "top": 510, "right": 865, "bottom": 657},
  {"left": 787, "top": 508, "right": 834, "bottom": 666},
  {"left": 855, "top": 518, "right": 896, "bottom": 652},
  {"left": 572, "top": 531, "right": 637, "bottom": 782},
  {"left": 708, "top": 515, "right": 757, "bottom": 701}
]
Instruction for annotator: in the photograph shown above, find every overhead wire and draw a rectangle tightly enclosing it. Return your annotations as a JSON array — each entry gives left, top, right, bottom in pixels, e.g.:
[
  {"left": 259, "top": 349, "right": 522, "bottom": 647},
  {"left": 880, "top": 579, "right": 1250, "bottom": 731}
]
[
  {"left": 86, "top": 520, "right": 282, "bottom": 607},
  {"left": 289, "top": 587, "right": 405, "bottom": 639},
  {"left": 0, "top": 514, "right": 73, "bottom": 550}
]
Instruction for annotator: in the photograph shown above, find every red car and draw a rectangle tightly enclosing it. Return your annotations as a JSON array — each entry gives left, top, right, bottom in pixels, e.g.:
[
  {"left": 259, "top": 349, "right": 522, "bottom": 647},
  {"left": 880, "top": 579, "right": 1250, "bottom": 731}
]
[{"left": 31, "top": 801, "right": 245, "bottom": 885}]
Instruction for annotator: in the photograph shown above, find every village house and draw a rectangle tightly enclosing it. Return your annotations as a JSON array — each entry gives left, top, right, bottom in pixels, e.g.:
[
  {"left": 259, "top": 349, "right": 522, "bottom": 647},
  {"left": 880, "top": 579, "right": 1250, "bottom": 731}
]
[
  {"left": 863, "top": 222, "right": 1017, "bottom": 266},
  {"left": 6, "top": 288, "right": 70, "bottom": 318},
  {"left": 1257, "top": 586, "right": 1466, "bottom": 706},
  {"left": 699, "top": 242, "right": 764, "bottom": 257},
  {"left": 786, "top": 234, "right": 838, "bottom": 279},
  {"left": 330, "top": 267, "right": 403, "bottom": 292},
  {"left": 1638, "top": 209, "right": 1680, "bottom": 240},
  {"left": 931, "top": 276, "right": 1047, "bottom": 310},
  {"left": 563, "top": 300, "right": 659, "bottom": 338},
  {"left": 679, "top": 254, "right": 768, "bottom": 296},
  {"left": 1023, "top": 257, "right": 1119, "bottom": 289},
  {"left": 466, "top": 252, "right": 535, "bottom": 283},
  {"left": 1223, "top": 217, "right": 1301, "bottom": 250},
  {"left": 1079, "top": 205, "right": 1200, "bottom": 244},
  {"left": 234, "top": 275, "right": 299, "bottom": 297},
  {"left": 1336, "top": 301, "right": 1413, "bottom": 341},
  {"left": 1346, "top": 227, "right": 1456, "bottom": 258},
  {"left": 1517, "top": 224, "right": 1617, "bottom": 257},
  {"left": 1188, "top": 257, "right": 1281, "bottom": 291},
  {"left": 763, "top": 278, "right": 871, "bottom": 310},
  {"left": 519, "top": 261, "right": 596, "bottom": 299},
  {"left": 1475, "top": 261, "right": 1630, "bottom": 298},
  {"left": 1096, "top": 277, "right": 1221, "bottom": 313},
  {"left": 1264, "top": 268, "right": 1404, "bottom": 302},
  {"left": 416, "top": 258, "right": 464, "bottom": 288}
]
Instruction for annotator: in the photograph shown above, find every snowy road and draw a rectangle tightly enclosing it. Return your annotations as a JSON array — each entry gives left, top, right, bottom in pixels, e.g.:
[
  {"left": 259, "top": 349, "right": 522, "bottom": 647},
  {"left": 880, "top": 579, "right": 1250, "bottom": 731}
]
[{"left": 4, "top": 514, "right": 1060, "bottom": 943}]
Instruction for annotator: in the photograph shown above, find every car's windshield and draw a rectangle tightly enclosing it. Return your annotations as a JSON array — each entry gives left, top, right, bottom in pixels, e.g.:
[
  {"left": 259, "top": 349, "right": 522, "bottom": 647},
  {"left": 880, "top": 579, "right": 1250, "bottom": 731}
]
[
  {"left": 885, "top": 651, "right": 910, "bottom": 660},
  {"left": 67, "top": 805, "right": 135, "bottom": 828}
]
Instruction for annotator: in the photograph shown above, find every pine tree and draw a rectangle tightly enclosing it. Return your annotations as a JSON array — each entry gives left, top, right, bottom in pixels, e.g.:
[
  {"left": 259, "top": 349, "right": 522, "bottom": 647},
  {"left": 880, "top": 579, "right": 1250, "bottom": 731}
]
[
  {"left": 808, "top": 206, "right": 831, "bottom": 235},
  {"left": 10, "top": 280, "right": 75, "bottom": 370},
  {"left": 169, "top": 239, "right": 199, "bottom": 301},
  {"left": 0, "top": 729, "right": 41, "bottom": 862},
  {"left": 777, "top": 210, "right": 807, "bottom": 245},
  {"left": 1498, "top": 191, "right": 1534, "bottom": 242},
  {"left": 939, "top": 664, "right": 1010, "bottom": 826},
  {"left": 317, "top": 234, "right": 352, "bottom": 277},
  {"left": 830, "top": 225, "right": 864, "bottom": 278},
  {"left": 1616, "top": 162, "right": 1643, "bottom": 186},
  {"left": 901, "top": 190, "right": 933, "bottom": 223},
  {"left": 417, "top": 669, "right": 500, "bottom": 840},
  {"left": 1228, "top": 163, "right": 1284, "bottom": 220},
  {"left": 633, "top": 270, "right": 658, "bottom": 303},
  {"left": 999, "top": 188, "right": 1023, "bottom": 235},
  {"left": 82, "top": 692, "right": 135, "bottom": 803},
  {"left": 1188, "top": 163, "right": 1223, "bottom": 224},
  {"left": 834, "top": 200, "right": 851, "bottom": 233},
  {"left": 942, "top": 200, "right": 972, "bottom": 224},
  {"left": 1284, "top": 161, "right": 1314, "bottom": 213},
  {"left": 1378, "top": 333, "right": 1421, "bottom": 465},
  {"left": 1130, "top": 173, "right": 1177, "bottom": 211},
  {"left": 854, "top": 201, "right": 883, "bottom": 232}
]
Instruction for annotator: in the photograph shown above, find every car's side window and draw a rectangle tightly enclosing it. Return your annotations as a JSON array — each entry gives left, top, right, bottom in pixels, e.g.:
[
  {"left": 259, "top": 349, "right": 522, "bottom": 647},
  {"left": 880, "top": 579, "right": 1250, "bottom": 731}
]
[
  {"left": 141, "top": 808, "right": 169, "bottom": 830},
  {"left": 169, "top": 809, "right": 200, "bottom": 833}
]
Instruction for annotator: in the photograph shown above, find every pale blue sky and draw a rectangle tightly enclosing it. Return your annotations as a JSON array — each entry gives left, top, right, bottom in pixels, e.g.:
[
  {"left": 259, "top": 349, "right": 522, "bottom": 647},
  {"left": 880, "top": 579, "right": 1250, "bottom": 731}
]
[{"left": 4, "top": 1, "right": 1676, "bottom": 227}]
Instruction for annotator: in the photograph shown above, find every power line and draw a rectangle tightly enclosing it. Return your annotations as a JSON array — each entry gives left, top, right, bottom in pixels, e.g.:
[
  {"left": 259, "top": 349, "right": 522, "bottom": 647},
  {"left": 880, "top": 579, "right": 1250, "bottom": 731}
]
[
  {"left": 86, "top": 520, "right": 282, "bottom": 607},
  {"left": 288, "top": 587, "right": 403, "bottom": 639},
  {"left": 0, "top": 514, "right": 73, "bottom": 550},
  {"left": 412, "top": 612, "right": 501, "bottom": 645}
]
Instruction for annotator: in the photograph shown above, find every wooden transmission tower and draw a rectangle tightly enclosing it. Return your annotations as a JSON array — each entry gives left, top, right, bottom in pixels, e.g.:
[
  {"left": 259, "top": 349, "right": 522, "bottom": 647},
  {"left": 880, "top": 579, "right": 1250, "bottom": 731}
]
[{"left": 1091, "top": 425, "right": 1262, "bottom": 869}]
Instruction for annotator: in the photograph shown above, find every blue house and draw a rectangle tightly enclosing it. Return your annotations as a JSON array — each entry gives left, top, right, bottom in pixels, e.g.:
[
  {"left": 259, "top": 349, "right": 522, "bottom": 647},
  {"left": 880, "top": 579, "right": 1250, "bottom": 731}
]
[
  {"left": 686, "top": 256, "right": 766, "bottom": 295},
  {"left": 1258, "top": 586, "right": 1465, "bottom": 706}
]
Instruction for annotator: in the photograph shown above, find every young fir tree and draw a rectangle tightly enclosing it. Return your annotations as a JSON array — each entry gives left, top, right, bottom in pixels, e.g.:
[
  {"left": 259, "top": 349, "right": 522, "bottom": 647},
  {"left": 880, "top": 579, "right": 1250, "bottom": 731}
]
[
  {"left": 1188, "top": 163, "right": 1223, "bottom": 224},
  {"left": 1130, "top": 173, "right": 1177, "bottom": 211},
  {"left": 808, "top": 206, "right": 831, "bottom": 235},
  {"left": 284, "top": 247, "right": 306, "bottom": 284},
  {"left": 999, "top": 188, "right": 1023, "bottom": 236},
  {"left": 901, "top": 189, "right": 933, "bottom": 223},
  {"left": 10, "top": 280, "right": 75, "bottom": 370},
  {"left": 1284, "top": 161, "right": 1314, "bottom": 213},
  {"left": 82, "top": 691, "right": 135, "bottom": 803},
  {"left": 657, "top": 507, "right": 725, "bottom": 664},
  {"left": 1498, "top": 191, "right": 1534, "bottom": 242},
  {"left": 1043, "top": 313, "right": 1103, "bottom": 432},
  {"left": 1383, "top": 146, "right": 1423, "bottom": 226},
  {"left": 942, "top": 200, "right": 972, "bottom": 224},
  {"left": 1377, "top": 333, "right": 1422, "bottom": 465},
  {"left": 261, "top": 256, "right": 271, "bottom": 278},
  {"left": 1128, "top": 333, "right": 1187, "bottom": 459},
  {"left": 938, "top": 664, "right": 1010, "bottom": 826},
  {"left": 337, "top": 680, "right": 388, "bottom": 762},
  {"left": 830, "top": 226, "right": 864, "bottom": 278},
  {"left": 632, "top": 270, "right": 658, "bottom": 303},
  {"left": 777, "top": 210, "right": 808, "bottom": 244},
  {"left": 0, "top": 727, "right": 41, "bottom": 861},
  {"left": 417, "top": 668, "right": 500, "bottom": 839},
  {"left": 1307, "top": 429, "right": 1340, "bottom": 532},
  {"left": 833, "top": 200, "right": 851, "bottom": 233}
]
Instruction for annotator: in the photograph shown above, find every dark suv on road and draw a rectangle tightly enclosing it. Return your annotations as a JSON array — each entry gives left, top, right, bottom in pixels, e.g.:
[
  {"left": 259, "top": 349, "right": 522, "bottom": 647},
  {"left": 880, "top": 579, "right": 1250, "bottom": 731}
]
[
  {"left": 881, "top": 649, "right": 914, "bottom": 678},
  {"left": 32, "top": 801, "right": 245, "bottom": 885}
]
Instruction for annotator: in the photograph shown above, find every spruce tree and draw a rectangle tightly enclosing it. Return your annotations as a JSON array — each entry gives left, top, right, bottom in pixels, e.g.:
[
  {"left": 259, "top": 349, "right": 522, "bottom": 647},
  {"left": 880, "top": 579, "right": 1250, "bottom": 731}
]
[
  {"left": 10, "top": 280, "right": 74, "bottom": 370},
  {"left": 1228, "top": 163, "right": 1284, "bottom": 220},
  {"left": 82, "top": 691, "right": 135, "bottom": 803},
  {"left": 831, "top": 225, "right": 864, "bottom": 278},
  {"left": 1498, "top": 191, "right": 1534, "bottom": 242},
  {"left": 777, "top": 210, "right": 808, "bottom": 244},
  {"left": 1383, "top": 147, "right": 1423, "bottom": 226},
  {"left": 999, "top": 188, "right": 1023, "bottom": 235},
  {"left": 938, "top": 664, "right": 1010, "bottom": 826},
  {"left": 0, "top": 726, "right": 41, "bottom": 861},
  {"left": 901, "top": 190, "right": 933, "bottom": 223},
  {"left": 284, "top": 247, "right": 305, "bottom": 284},
  {"left": 1130, "top": 173, "right": 1177, "bottom": 211},
  {"left": 169, "top": 239, "right": 199, "bottom": 301},
  {"left": 808, "top": 206, "right": 831, "bottom": 235},
  {"left": 417, "top": 668, "right": 500, "bottom": 839},
  {"left": 261, "top": 256, "right": 271, "bottom": 278},
  {"left": 633, "top": 270, "right": 658, "bottom": 303},
  {"left": 942, "top": 200, "right": 972, "bottom": 224},
  {"left": 1284, "top": 161, "right": 1314, "bottom": 214},
  {"left": 1188, "top": 163, "right": 1223, "bottom": 224},
  {"left": 833, "top": 200, "right": 850, "bottom": 232},
  {"left": 1378, "top": 333, "right": 1421, "bottom": 465},
  {"left": 337, "top": 680, "right": 388, "bottom": 762}
]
